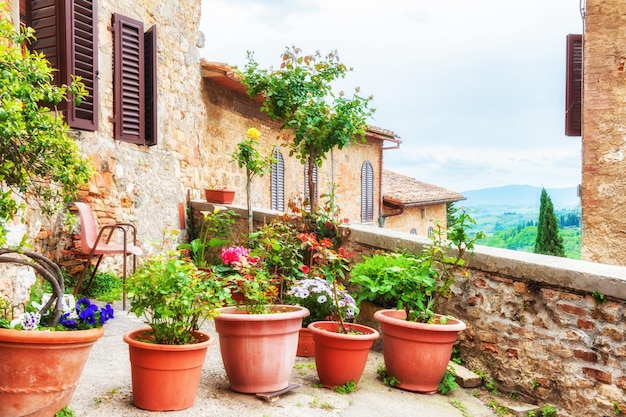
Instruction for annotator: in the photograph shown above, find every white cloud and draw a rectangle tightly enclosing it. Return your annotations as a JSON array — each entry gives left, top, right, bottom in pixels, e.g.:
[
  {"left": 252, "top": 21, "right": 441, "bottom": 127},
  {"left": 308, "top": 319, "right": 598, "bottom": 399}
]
[{"left": 199, "top": 0, "right": 584, "bottom": 190}]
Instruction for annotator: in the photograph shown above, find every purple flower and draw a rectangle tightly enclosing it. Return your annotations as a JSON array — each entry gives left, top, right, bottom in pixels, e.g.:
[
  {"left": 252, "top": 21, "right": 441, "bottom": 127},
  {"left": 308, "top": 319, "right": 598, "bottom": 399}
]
[
  {"left": 99, "top": 304, "right": 115, "bottom": 325},
  {"left": 59, "top": 313, "right": 78, "bottom": 329}
]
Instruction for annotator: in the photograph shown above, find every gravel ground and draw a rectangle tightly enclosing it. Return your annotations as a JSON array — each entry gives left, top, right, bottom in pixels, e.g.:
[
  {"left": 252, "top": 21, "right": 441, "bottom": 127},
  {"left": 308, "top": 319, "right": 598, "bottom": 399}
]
[{"left": 68, "top": 301, "right": 496, "bottom": 417}]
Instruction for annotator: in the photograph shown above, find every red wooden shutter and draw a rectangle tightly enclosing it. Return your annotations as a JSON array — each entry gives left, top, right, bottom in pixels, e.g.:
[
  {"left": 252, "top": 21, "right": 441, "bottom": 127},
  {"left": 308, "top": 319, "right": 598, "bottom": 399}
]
[
  {"left": 144, "top": 25, "right": 157, "bottom": 146},
  {"left": 565, "top": 34, "right": 582, "bottom": 137},
  {"left": 113, "top": 13, "right": 145, "bottom": 144},
  {"left": 361, "top": 161, "right": 374, "bottom": 223}
]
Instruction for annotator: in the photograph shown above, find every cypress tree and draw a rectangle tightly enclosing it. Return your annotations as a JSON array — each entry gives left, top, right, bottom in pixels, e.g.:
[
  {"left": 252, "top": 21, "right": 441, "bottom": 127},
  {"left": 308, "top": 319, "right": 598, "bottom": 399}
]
[{"left": 534, "top": 188, "right": 565, "bottom": 257}]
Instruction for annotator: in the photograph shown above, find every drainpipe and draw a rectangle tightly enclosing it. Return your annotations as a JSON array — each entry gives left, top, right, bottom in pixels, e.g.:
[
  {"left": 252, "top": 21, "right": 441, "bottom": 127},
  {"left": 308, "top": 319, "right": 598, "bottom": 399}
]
[{"left": 378, "top": 202, "right": 405, "bottom": 228}]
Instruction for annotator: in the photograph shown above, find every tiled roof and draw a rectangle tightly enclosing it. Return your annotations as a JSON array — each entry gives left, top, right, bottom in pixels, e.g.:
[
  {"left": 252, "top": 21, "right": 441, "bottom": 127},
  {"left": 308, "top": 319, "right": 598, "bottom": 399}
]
[{"left": 383, "top": 170, "right": 466, "bottom": 206}]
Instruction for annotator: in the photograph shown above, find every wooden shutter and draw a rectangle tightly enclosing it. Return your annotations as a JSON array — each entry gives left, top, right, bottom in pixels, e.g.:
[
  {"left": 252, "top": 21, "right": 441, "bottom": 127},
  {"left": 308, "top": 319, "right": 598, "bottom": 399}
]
[
  {"left": 113, "top": 13, "right": 144, "bottom": 144},
  {"left": 271, "top": 148, "right": 285, "bottom": 211},
  {"left": 144, "top": 25, "right": 157, "bottom": 146},
  {"left": 565, "top": 34, "right": 582, "bottom": 137},
  {"left": 361, "top": 161, "right": 374, "bottom": 223},
  {"left": 29, "top": 0, "right": 98, "bottom": 131}
]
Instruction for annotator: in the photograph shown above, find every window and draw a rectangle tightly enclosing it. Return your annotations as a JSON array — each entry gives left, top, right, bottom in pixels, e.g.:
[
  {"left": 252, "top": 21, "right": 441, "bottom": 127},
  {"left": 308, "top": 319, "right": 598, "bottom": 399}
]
[
  {"left": 304, "top": 159, "right": 318, "bottom": 209},
  {"left": 271, "top": 148, "right": 285, "bottom": 211},
  {"left": 23, "top": 0, "right": 99, "bottom": 131},
  {"left": 361, "top": 161, "right": 374, "bottom": 223},
  {"left": 112, "top": 13, "right": 157, "bottom": 145}
]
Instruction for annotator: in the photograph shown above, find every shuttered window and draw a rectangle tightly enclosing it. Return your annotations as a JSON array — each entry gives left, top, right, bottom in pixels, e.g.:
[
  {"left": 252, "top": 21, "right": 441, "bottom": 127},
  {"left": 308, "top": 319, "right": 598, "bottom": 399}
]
[
  {"left": 361, "top": 161, "right": 374, "bottom": 223},
  {"left": 112, "top": 14, "right": 157, "bottom": 145},
  {"left": 26, "top": 0, "right": 98, "bottom": 131},
  {"left": 565, "top": 34, "right": 582, "bottom": 137},
  {"left": 271, "top": 148, "right": 285, "bottom": 211}
]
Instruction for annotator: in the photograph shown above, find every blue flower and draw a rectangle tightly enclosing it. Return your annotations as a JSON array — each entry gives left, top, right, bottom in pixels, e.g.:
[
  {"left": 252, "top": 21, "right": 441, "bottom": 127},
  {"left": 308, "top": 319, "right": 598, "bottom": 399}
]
[
  {"left": 59, "top": 313, "right": 78, "bottom": 329},
  {"left": 99, "top": 305, "right": 115, "bottom": 325}
]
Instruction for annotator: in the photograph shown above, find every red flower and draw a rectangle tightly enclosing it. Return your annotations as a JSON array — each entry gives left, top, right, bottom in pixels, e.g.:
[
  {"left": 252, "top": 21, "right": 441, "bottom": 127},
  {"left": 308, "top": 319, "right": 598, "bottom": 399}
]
[{"left": 300, "top": 265, "right": 310, "bottom": 275}]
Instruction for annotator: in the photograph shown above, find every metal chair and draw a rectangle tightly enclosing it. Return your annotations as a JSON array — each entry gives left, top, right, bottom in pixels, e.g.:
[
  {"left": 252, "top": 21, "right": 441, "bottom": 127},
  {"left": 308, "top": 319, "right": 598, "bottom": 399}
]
[{"left": 72, "top": 202, "right": 143, "bottom": 309}]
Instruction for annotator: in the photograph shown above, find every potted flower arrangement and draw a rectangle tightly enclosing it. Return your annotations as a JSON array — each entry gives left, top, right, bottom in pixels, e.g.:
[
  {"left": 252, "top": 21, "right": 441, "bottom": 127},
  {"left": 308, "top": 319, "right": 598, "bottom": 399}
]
[
  {"left": 0, "top": 251, "right": 114, "bottom": 417},
  {"left": 293, "top": 231, "right": 379, "bottom": 390},
  {"left": 213, "top": 243, "right": 310, "bottom": 394},
  {"left": 350, "top": 208, "right": 483, "bottom": 393},
  {"left": 123, "top": 246, "right": 231, "bottom": 411}
]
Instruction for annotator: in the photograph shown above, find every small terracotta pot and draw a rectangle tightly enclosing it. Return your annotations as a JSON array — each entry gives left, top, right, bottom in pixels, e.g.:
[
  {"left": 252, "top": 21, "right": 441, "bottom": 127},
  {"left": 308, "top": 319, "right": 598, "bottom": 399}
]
[
  {"left": 214, "top": 305, "right": 309, "bottom": 393},
  {"left": 0, "top": 327, "right": 104, "bottom": 417},
  {"left": 296, "top": 327, "right": 315, "bottom": 357},
  {"left": 124, "top": 328, "right": 213, "bottom": 411},
  {"left": 374, "top": 309, "right": 466, "bottom": 393},
  {"left": 307, "top": 321, "right": 379, "bottom": 389},
  {"left": 205, "top": 189, "right": 235, "bottom": 204}
]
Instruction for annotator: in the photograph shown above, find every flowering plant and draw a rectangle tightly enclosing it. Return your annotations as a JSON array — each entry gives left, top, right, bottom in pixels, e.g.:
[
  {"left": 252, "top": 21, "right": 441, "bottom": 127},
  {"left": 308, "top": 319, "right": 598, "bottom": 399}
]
[
  {"left": 230, "top": 127, "right": 275, "bottom": 233},
  {"left": 214, "top": 245, "right": 279, "bottom": 314},
  {"left": 286, "top": 275, "right": 357, "bottom": 327},
  {"left": 292, "top": 232, "right": 357, "bottom": 333},
  {"left": 6, "top": 297, "right": 114, "bottom": 331}
]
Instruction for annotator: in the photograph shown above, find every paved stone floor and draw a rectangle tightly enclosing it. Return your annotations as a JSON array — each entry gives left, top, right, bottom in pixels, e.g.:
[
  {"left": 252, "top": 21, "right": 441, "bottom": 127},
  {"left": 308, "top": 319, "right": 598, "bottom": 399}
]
[{"left": 69, "top": 301, "right": 497, "bottom": 417}]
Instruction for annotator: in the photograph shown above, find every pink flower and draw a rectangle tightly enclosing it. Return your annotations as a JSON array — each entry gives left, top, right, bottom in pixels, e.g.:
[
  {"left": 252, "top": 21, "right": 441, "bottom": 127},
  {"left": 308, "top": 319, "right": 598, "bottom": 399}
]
[{"left": 222, "top": 246, "right": 251, "bottom": 266}]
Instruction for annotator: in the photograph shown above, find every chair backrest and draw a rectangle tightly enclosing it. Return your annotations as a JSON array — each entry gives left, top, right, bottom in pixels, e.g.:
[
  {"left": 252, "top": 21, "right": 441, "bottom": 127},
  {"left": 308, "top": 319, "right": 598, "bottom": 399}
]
[{"left": 74, "top": 202, "right": 99, "bottom": 254}]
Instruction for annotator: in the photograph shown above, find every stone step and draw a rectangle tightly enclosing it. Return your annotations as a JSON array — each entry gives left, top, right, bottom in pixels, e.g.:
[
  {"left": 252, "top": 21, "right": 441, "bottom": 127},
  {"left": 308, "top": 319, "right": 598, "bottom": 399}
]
[{"left": 448, "top": 361, "right": 482, "bottom": 388}]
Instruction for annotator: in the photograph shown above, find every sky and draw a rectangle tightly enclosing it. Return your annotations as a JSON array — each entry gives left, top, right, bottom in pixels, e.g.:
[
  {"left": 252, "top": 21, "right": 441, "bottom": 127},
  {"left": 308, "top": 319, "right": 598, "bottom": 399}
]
[{"left": 199, "top": 0, "right": 584, "bottom": 192}]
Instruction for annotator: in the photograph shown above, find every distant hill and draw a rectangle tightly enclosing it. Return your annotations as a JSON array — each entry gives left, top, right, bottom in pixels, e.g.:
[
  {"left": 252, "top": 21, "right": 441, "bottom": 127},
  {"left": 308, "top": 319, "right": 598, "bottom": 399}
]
[{"left": 460, "top": 185, "right": 579, "bottom": 207}]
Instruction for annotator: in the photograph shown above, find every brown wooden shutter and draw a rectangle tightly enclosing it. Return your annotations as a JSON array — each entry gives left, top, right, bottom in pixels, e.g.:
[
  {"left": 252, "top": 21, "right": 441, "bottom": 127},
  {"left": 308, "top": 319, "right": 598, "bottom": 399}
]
[
  {"left": 113, "top": 13, "right": 144, "bottom": 144},
  {"left": 29, "top": 0, "right": 98, "bottom": 131},
  {"left": 361, "top": 161, "right": 374, "bottom": 223},
  {"left": 565, "top": 34, "right": 582, "bottom": 137},
  {"left": 66, "top": 0, "right": 98, "bottom": 130},
  {"left": 271, "top": 148, "right": 285, "bottom": 211},
  {"left": 144, "top": 25, "right": 157, "bottom": 146}
]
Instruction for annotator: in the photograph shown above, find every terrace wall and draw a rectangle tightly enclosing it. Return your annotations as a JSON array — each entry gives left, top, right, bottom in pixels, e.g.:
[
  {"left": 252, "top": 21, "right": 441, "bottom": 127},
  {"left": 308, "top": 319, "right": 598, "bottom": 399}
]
[{"left": 191, "top": 203, "right": 626, "bottom": 417}]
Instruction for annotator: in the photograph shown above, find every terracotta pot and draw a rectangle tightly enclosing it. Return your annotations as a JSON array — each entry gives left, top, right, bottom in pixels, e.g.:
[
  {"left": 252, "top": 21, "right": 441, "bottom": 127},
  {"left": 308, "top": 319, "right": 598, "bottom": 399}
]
[
  {"left": 214, "top": 305, "right": 309, "bottom": 393},
  {"left": 374, "top": 309, "right": 466, "bottom": 393},
  {"left": 307, "top": 321, "right": 379, "bottom": 388},
  {"left": 296, "top": 327, "right": 315, "bottom": 357},
  {"left": 123, "top": 328, "right": 213, "bottom": 411},
  {"left": 0, "top": 327, "right": 104, "bottom": 417},
  {"left": 205, "top": 189, "right": 235, "bottom": 204}
]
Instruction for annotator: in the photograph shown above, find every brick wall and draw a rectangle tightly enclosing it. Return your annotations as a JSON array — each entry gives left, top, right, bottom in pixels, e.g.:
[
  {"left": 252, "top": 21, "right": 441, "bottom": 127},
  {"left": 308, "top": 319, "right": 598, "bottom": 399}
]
[
  {"left": 582, "top": 0, "right": 626, "bottom": 266},
  {"left": 342, "top": 224, "right": 626, "bottom": 417}
]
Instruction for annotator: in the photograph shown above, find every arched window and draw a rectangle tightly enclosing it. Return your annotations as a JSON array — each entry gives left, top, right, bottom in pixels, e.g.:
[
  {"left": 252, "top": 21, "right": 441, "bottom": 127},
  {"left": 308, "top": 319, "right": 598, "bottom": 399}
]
[
  {"left": 361, "top": 161, "right": 374, "bottom": 223},
  {"left": 271, "top": 148, "right": 285, "bottom": 211},
  {"left": 304, "top": 159, "right": 318, "bottom": 209}
]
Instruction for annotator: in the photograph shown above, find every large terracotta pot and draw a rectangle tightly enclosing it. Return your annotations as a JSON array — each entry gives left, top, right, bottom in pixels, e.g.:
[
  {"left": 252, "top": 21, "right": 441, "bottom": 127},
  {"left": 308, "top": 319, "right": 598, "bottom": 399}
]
[
  {"left": 123, "top": 328, "right": 213, "bottom": 411},
  {"left": 374, "top": 309, "right": 466, "bottom": 393},
  {"left": 296, "top": 327, "right": 315, "bottom": 357},
  {"left": 214, "top": 305, "right": 309, "bottom": 393},
  {"left": 0, "top": 327, "right": 104, "bottom": 417},
  {"left": 307, "top": 321, "right": 379, "bottom": 389}
]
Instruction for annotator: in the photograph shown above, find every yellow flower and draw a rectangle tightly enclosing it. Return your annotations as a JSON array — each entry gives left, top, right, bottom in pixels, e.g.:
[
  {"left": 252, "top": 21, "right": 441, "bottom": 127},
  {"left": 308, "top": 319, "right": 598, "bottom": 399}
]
[{"left": 246, "top": 127, "right": 261, "bottom": 140}]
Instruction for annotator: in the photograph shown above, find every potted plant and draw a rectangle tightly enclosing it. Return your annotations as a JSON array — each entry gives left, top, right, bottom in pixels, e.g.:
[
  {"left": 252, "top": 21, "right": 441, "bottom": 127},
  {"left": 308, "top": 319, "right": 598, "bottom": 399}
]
[
  {"left": 292, "top": 232, "right": 379, "bottom": 390},
  {"left": 350, "top": 208, "right": 483, "bottom": 393},
  {"left": 0, "top": 251, "right": 114, "bottom": 417},
  {"left": 213, "top": 244, "right": 310, "bottom": 394},
  {"left": 204, "top": 187, "right": 236, "bottom": 204},
  {"left": 179, "top": 208, "right": 238, "bottom": 268},
  {"left": 230, "top": 127, "right": 274, "bottom": 233},
  {"left": 123, "top": 246, "right": 231, "bottom": 411}
]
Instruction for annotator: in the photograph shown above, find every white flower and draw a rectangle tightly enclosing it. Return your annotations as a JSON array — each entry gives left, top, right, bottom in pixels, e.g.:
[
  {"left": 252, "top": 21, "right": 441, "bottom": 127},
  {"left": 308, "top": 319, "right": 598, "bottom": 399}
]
[
  {"left": 317, "top": 295, "right": 327, "bottom": 304},
  {"left": 10, "top": 312, "right": 41, "bottom": 330}
]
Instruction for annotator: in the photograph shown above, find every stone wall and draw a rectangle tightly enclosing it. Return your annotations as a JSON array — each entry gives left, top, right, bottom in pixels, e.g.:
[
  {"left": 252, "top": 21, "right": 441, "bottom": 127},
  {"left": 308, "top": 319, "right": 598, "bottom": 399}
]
[
  {"left": 342, "top": 224, "right": 626, "bottom": 417},
  {"left": 581, "top": 0, "right": 626, "bottom": 266},
  {"left": 381, "top": 203, "right": 446, "bottom": 235}
]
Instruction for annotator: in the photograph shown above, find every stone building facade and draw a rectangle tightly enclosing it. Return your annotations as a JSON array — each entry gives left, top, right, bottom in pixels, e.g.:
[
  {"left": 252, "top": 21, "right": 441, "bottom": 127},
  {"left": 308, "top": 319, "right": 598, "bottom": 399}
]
[
  {"left": 581, "top": 1, "right": 626, "bottom": 266},
  {"left": 2, "top": 0, "right": 400, "bottom": 294}
]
